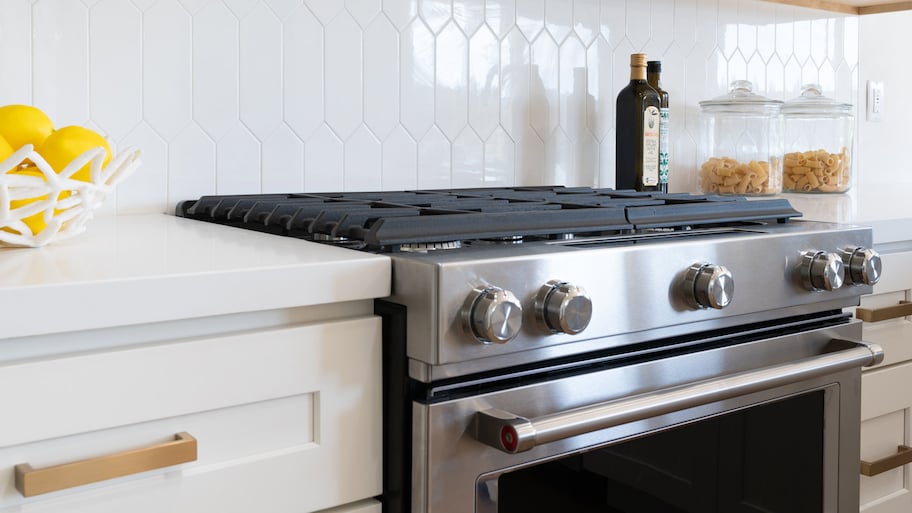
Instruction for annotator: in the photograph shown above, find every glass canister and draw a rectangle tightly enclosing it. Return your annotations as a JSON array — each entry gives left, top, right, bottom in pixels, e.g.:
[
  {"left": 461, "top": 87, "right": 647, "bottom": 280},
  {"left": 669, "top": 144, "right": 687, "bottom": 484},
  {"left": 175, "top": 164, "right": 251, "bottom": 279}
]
[
  {"left": 698, "top": 80, "right": 783, "bottom": 195},
  {"left": 781, "top": 84, "right": 854, "bottom": 193}
]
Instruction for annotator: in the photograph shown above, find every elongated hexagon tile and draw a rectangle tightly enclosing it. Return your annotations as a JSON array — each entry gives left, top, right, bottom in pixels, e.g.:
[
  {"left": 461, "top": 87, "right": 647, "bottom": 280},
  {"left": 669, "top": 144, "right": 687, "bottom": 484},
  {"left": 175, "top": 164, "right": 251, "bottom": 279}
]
[
  {"left": 756, "top": 16, "right": 776, "bottom": 62},
  {"left": 516, "top": 0, "right": 544, "bottom": 42},
  {"left": 670, "top": 131, "right": 696, "bottom": 193},
  {"left": 454, "top": 0, "right": 484, "bottom": 36},
  {"left": 469, "top": 25, "right": 500, "bottom": 140},
  {"left": 599, "top": 0, "right": 625, "bottom": 49},
  {"left": 559, "top": 36, "right": 586, "bottom": 142},
  {"left": 141, "top": 0, "right": 192, "bottom": 141},
  {"left": 818, "top": 59, "right": 835, "bottom": 93},
  {"left": 130, "top": 0, "right": 157, "bottom": 10},
  {"left": 650, "top": 0, "right": 674, "bottom": 55},
  {"left": 544, "top": 128, "right": 571, "bottom": 185},
  {"left": 285, "top": 4, "right": 323, "bottom": 142},
  {"left": 0, "top": 0, "right": 31, "bottom": 105},
  {"left": 177, "top": 0, "right": 208, "bottom": 14},
  {"left": 673, "top": 0, "right": 697, "bottom": 54},
  {"left": 843, "top": 17, "right": 858, "bottom": 68},
  {"left": 90, "top": 0, "right": 142, "bottom": 141},
  {"left": 418, "top": 126, "right": 452, "bottom": 188},
  {"left": 262, "top": 124, "right": 305, "bottom": 193},
  {"left": 544, "top": 0, "right": 572, "bottom": 44},
  {"left": 382, "top": 126, "right": 418, "bottom": 189},
  {"left": 746, "top": 52, "right": 765, "bottom": 95},
  {"left": 611, "top": 39, "right": 636, "bottom": 104},
  {"left": 810, "top": 18, "right": 827, "bottom": 66},
  {"left": 239, "top": 3, "right": 283, "bottom": 139},
  {"left": 384, "top": 0, "right": 418, "bottom": 30},
  {"left": 217, "top": 124, "right": 261, "bottom": 194},
  {"left": 575, "top": 131, "right": 599, "bottom": 187},
  {"left": 765, "top": 54, "right": 785, "bottom": 99},
  {"left": 625, "top": 0, "right": 649, "bottom": 51},
  {"left": 193, "top": 1, "right": 239, "bottom": 141},
  {"left": 325, "top": 12, "right": 363, "bottom": 140},
  {"left": 400, "top": 18, "right": 436, "bottom": 139},
  {"left": 776, "top": 18, "right": 793, "bottom": 63},
  {"left": 363, "top": 16, "right": 399, "bottom": 140},
  {"left": 515, "top": 125, "right": 545, "bottom": 185},
  {"left": 586, "top": 36, "right": 612, "bottom": 142},
  {"left": 530, "top": 33, "right": 559, "bottom": 140},
  {"left": 801, "top": 57, "right": 818, "bottom": 88},
  {"left": 305, "top": 0, "right": 344, "bottom": 24},
  {"left": 346, "top": 0, "right": 381, "bottom": 27},
  {"left": 484, "top": 127, "right": 515, "bottom": 186},
  {"left": 598, "top": 132, "right": 614, "bottom": 189},
  {"left": 265, "top": 0, "right": 303, "bottom": 19},
  {"left": 345, "top": 125, "right": 382, "bottom": 191},
  {"left": 834, "top": 61, "right": 854, "bottom": 105},
  {"left": 793, "top": 20, "right": 811, "bottom": 64},
  {"left": 784, "top": 56, "right": 802, "bottom": 97},
  {"left": 420, "top": 0, "right": 452, "bottom": 34},
  {"left": 34, "top": 0, "right": 90, "bottom": 126},
  {"left": 572, "top": 0, "right": 598, "bottom": 47},
  {"left": 452, "top": 127, "right": 484, "bottom": 187},
  {"left": 117, "top": 122, "right": 168, "bottom": 214},
  {"left": 169, "top": 123, "right": 216, "bottom": 207},
  {"left": 305, "top": 124, "right": 344, "bottom": 192},
  {"left": 693, "top": 0, "right": 718, "bottom": 57},
  {"left": 436, "top": 22, "right": 469, "bottom": 142},
  {"left": 486, "top": 0, "right": 515, "bottom": 39},
  {"left": 726, "top": 49, "right": 747, "bottom": 87},
  {"left": 716, "top": 15, "right": 738, "bottom": 60},
  {"left": 500, "top": 28, "right": 531, "bottom": 141}
]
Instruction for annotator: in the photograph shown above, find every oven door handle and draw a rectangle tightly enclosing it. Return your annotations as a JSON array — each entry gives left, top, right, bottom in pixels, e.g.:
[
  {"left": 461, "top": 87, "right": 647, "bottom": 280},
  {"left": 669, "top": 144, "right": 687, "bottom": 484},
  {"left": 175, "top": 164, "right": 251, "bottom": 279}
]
[{"left": 474, "top": 339, "right": 883, "bottom": 454}]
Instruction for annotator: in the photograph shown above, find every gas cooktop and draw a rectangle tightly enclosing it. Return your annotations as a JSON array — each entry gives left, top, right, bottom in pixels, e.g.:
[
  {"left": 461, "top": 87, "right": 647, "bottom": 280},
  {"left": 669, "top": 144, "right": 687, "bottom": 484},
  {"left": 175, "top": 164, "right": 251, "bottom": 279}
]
[{"left": 175, "top": 186, "right": 801, "bottom": 252}]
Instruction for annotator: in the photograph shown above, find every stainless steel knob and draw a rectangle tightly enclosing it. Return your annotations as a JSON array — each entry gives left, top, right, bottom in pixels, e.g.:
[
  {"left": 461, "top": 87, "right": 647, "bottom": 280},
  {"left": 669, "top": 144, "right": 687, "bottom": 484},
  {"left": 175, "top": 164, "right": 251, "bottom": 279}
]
[
  {"left": 799, "top": 251, "right": 845, "bottom": 291},
  {"left": 684, "top": 263, "right": 734, "bottom": 309},
  {"left": 463, "top": 287, "right": 523, "bottom": 344},
  {"left": 535, "top": 280, "right": 593, "bottom": 335},
  {"left": 841, "top": 247, "right": 882, "bottom": 286}
]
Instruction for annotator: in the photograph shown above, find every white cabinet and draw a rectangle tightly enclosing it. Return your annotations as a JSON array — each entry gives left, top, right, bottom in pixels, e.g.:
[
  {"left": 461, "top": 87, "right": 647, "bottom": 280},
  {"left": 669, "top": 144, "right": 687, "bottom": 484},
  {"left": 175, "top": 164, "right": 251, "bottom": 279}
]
[
  {"left": 0, "top": 313, "right": 382, "bottom": 513},
  {"left": 858, "top": 250, "right": 912, "bottom": 512}
]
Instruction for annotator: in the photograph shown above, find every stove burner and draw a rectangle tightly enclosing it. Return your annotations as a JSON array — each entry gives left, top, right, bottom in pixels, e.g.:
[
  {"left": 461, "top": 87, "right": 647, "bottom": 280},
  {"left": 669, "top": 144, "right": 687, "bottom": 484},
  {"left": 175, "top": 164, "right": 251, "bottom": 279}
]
[{"left": 175, "top": 186, "right": 802, "bottom": 252}]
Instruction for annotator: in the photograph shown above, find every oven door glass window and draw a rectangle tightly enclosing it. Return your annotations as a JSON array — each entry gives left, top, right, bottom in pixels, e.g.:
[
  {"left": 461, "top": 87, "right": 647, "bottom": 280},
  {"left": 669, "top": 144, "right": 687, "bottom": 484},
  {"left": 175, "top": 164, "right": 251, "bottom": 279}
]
[{"left": 495, "top": 390, "right": 825, "bottom": 513}]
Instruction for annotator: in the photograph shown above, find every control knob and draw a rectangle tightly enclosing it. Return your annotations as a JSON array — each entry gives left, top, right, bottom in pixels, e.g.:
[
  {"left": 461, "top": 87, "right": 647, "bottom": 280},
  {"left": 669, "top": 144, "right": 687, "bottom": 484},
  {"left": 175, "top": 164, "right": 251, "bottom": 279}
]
[
  {"left": 684, "top": 263, "right": 734, "bottom": 309},
  {"left": 841, "top": 247, "right": 882, "bottom": 286},
  {"left": 799, "top": 251, "right": 845, "bottom": 291},
  {"left": 463, "top": 286, "right": 523, "bottom": 344},
  {"left": 535, "top": 280, "right": 593, "bottom": 335}
]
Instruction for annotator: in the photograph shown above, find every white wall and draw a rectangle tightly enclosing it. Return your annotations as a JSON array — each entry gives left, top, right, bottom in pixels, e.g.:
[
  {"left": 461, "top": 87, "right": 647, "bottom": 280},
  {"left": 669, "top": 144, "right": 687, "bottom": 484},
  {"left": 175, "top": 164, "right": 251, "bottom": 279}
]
[
  {"left": 857, "top": 10, "right": 912, "bottom": 185},
  {"left": 0, "top": 0, "right": 858, "bottom": 214}
]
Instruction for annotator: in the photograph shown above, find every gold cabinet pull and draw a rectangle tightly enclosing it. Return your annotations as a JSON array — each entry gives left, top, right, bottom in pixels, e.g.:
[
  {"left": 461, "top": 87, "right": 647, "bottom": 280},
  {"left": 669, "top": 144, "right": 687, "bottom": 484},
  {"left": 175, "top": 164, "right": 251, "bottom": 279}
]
[
  {"left": 15, "top": 432, "right": 197, "bottom": 497},
  {"left": 861, "top": 445, "right": 912, "bottom": 477},
  {"left": 856, "top": 301, "right": 912, "bottom": 322}
]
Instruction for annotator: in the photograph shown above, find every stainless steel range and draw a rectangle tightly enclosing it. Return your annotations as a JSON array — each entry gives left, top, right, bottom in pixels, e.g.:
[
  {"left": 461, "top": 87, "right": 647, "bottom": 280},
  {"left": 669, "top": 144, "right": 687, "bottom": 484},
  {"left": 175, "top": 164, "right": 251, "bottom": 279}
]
[{"left": 177, "top": 186, "right": 884, "bottom": 513}]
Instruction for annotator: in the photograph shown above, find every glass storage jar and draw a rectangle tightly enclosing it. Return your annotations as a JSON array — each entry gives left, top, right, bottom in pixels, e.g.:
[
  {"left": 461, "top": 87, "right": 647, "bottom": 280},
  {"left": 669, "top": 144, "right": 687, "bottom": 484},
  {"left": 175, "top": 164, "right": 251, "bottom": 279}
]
[
  {"left": 781, "top": 84, "right": 854, "bottom": 193},
  {"left": 698, "top": 80, "right": 783, "bottom": 195}
]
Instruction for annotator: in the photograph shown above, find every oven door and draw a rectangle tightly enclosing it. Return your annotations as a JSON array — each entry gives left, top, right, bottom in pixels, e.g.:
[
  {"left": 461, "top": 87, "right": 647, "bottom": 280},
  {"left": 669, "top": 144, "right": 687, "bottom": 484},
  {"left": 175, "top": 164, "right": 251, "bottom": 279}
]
[{"left": 410, "top": 319, "right": 881, "bottom": 513}]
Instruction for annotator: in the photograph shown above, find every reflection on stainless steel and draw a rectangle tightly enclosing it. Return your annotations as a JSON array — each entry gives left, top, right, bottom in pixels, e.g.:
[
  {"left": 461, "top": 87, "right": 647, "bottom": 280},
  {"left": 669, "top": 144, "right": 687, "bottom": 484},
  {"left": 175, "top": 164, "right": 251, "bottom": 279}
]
[
  {"left": 799, "top": 250, "right": 845, "bottom": 291},
  {"left": 683, "top": 263, "right": 733, "bottom": 310},
  {"left": 534, "top": 280, "right": 592, "bottom": 335},
  {"left": 474, "top": 339, "right": 883, "bottom": 454},
  {"left": 462, "top": 286, "right": 523, "bottom": 344},
  {"left": 841, "top": 246, "right": 882, "bottom": 286}
]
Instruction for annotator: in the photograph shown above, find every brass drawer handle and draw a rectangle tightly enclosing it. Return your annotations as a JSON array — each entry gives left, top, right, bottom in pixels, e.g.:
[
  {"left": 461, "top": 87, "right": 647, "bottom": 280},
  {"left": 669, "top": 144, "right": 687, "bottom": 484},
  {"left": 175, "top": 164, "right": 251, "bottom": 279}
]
[
  {"left": 856, "top": 301, "right": 912, "bottom": 323},
  {"left": 861, "top": 445, "right": 912, "bottom": 477},
  {"left": 15, "top": 432, "right": 197, "bottom": 497}
]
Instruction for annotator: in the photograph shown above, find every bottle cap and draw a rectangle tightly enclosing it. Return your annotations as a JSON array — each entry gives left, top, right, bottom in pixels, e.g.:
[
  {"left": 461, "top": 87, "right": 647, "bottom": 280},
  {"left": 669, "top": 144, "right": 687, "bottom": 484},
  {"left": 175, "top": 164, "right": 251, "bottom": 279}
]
[
  {"left": 647, "top": 61, "right": 662, "bottom": 73},
  {"left": 630, "top": 53, "right": 647, "bottom": 68}
]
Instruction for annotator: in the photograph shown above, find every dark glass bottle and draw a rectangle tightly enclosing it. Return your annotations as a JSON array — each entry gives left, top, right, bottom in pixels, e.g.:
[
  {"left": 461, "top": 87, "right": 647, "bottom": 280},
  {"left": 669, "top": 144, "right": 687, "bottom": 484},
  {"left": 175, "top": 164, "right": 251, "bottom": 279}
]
[
  {"left": 616, "top": 53, "right": 662, "bottom": 192},
  {"left": 647, "top": 61, "right": 669, "bottom": 193}
]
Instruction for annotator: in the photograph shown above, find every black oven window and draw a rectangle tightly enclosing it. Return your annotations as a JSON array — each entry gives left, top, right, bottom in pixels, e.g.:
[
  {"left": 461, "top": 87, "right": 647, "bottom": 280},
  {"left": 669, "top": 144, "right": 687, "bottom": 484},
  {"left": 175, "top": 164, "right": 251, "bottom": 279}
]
[{"left": 497, "top": 391, "right": 824, "bottom": 513}]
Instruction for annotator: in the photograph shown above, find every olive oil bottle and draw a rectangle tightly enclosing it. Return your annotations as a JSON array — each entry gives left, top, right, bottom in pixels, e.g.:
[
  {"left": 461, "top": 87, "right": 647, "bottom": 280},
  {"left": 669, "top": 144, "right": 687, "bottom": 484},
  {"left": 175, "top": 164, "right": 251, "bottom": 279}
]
[
  {"left": 647, "top": 60, "right": 670, "bottom": 193},
  {"left": 616, "top": 53, "right": 661, "bottom": 191}
]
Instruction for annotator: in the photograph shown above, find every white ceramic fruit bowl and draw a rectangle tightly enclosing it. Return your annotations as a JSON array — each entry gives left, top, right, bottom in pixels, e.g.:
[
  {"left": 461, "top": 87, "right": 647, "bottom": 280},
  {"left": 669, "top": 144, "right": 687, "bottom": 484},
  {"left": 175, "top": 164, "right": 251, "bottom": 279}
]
[{"left": 0, "top": 144, "right": 141, "bottom": 248}]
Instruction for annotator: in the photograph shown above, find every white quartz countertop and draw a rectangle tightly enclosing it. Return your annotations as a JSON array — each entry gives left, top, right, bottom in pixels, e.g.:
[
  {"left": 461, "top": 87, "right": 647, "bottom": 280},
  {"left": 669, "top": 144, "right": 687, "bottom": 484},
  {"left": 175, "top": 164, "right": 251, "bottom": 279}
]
[
  {"left": 0, "top": 214, "right": 391, "bottom": 339},
  {"left": 782, "top": 184, "right": 912, "bottom": 246}
]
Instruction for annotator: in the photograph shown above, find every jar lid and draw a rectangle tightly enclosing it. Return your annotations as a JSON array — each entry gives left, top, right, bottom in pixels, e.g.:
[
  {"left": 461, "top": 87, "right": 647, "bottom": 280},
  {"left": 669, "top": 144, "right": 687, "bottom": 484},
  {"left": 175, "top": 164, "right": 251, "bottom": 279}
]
[
  {"left": 699, "top": 80, "right": 782, "bottom": 114},
  {"left": 782, "top": 84, "right": 853, "bottom": 114}
]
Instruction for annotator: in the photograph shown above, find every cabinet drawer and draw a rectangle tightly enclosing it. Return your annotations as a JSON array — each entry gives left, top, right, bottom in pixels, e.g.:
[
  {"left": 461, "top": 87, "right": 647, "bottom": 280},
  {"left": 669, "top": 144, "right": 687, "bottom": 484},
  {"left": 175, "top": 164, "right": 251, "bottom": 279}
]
[
  {"left": 860, "top": 362, "right": 912, "bottom": 512},
  {"left": 0, "top": 316, "right": 381, "bottom": 512},
  {"left": 854, "top": 252, "right": 912, "bottom": 368}
]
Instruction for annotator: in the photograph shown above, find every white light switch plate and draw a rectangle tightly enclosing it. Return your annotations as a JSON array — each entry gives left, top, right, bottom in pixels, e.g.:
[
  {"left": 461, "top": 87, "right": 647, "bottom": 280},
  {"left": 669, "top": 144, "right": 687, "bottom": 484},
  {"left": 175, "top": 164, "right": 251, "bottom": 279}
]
[{"left": 867, "top": 81, "right": 884, "bottom": 122}]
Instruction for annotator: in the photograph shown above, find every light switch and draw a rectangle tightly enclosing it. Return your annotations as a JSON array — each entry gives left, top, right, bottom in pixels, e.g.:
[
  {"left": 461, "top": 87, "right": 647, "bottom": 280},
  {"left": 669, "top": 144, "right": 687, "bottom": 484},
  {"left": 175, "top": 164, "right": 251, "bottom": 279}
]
[{"left": 867, "top": 81, "right": 884, "bottom": 122}]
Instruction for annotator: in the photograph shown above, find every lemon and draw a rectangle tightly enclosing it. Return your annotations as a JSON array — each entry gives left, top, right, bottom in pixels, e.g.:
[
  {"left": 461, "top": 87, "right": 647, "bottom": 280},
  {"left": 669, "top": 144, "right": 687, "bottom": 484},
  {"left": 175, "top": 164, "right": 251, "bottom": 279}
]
[
  {"left": 0, "top": 134, "right": 14, "bottom": 164},
  {"left": 2, "top": 167, "right": 71, "bottom": 236},
  {"left": 0, "top": 105, "right": 55, "bottom": 149},
  {"left": 37, "top": 126, "right": 112, "bottom": 182}
]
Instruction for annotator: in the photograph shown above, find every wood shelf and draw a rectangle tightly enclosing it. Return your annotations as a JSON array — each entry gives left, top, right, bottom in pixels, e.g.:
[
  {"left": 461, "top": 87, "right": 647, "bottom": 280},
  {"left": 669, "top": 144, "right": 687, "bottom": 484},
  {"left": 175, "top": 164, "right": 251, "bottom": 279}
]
[{"left": 761, "top": 0, "right": 912, "bottom": 14}]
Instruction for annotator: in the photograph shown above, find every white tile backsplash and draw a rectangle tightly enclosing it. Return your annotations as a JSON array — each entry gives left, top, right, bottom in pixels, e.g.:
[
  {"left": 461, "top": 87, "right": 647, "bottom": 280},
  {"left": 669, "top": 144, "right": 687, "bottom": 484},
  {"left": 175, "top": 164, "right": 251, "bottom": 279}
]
[{"left": 1, "top": 0, "right": 860, "bottom": 214}]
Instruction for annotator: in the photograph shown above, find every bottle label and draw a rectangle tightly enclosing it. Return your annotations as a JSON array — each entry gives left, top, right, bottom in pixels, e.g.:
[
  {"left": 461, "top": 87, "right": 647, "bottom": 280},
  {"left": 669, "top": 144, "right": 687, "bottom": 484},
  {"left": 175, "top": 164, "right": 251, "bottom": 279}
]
[
  {"left": 642, "top": 106, "right": 660, "bottom": 187},
  {"left": 659, "top": 107, "right": 670, "bottom": 185}
]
